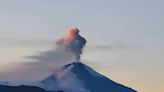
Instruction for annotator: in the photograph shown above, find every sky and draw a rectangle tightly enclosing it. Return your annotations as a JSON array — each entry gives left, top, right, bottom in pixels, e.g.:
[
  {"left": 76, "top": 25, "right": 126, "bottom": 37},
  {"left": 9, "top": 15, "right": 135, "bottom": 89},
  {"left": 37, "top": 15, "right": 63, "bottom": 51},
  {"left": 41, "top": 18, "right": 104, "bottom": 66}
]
[{"left": 0, "top": 0, "right": 164, "bottom": 92}]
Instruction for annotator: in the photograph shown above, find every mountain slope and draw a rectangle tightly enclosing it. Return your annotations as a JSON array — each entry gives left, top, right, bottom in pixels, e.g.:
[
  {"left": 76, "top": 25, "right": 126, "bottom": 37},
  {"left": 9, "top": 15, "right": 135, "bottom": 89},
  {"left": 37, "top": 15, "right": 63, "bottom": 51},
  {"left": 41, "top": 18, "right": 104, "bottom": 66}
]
[{"left": 41, "top": 62, "right": 137, "bottom": 92}]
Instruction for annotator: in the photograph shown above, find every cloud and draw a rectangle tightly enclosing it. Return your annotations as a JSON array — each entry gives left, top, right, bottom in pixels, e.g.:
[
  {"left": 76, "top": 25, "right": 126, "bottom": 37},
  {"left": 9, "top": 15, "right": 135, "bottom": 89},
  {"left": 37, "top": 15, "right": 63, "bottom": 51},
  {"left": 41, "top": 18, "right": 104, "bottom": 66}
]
[
  {"left": 86, "top": 43, "right": 141, "bottom": 50},
  {"left": 0, "top": 38, "right": 52, "bottom": 47}
]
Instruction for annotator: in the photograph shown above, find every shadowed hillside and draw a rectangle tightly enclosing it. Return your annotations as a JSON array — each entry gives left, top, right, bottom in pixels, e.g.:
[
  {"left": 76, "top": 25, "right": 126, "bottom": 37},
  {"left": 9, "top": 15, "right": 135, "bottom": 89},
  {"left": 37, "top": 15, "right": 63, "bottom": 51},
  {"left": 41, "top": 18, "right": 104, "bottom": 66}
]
[{"left": 0, "top": 85, "right": 63, "bottom": 92}]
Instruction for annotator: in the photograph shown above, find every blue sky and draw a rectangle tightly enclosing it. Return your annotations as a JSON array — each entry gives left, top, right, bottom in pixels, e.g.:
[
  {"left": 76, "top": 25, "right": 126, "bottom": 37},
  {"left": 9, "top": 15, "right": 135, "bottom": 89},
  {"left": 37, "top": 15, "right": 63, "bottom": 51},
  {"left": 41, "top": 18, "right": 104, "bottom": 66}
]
[{"left": 0, "top": 0, "right": 164, "bottom": 92}]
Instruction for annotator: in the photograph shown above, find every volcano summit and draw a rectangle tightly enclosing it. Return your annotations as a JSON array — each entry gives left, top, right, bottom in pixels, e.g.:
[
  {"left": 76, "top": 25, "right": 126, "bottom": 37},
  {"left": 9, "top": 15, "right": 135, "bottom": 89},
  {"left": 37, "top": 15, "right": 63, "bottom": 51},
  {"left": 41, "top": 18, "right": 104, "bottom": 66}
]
[{"left": 40, "top": 62, "right": 137, "bottom": 92}]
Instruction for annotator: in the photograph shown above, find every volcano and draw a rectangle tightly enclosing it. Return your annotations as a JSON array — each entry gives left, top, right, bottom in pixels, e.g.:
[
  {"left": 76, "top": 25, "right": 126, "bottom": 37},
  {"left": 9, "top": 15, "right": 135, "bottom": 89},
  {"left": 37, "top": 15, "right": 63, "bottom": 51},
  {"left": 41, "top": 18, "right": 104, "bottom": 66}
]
[
  {"left": 40, "top": 62, "right": 137, "bottom": 92},
  {"left": 0, "top": 28, "right": 137, "bottom": 92}
]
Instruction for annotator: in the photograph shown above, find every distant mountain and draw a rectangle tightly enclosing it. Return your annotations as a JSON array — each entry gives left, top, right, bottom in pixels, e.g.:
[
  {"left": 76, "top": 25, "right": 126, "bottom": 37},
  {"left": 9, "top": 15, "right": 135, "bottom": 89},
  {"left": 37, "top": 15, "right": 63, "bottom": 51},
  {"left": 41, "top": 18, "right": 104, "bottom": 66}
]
[
  {"left": 41, "top": 62, "right": 137, "bottom": 92},
  {"left": 0, "top": 85, "right": 63, "bottom": 92}
]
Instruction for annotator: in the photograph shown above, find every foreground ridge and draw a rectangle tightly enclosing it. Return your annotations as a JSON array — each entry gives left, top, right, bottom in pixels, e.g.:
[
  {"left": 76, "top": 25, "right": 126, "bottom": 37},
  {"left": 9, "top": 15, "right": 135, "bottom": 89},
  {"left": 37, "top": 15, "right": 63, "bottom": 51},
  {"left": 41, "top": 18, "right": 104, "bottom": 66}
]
[{"left": 0, "top": 85, "right": 63, "bottom": 92}]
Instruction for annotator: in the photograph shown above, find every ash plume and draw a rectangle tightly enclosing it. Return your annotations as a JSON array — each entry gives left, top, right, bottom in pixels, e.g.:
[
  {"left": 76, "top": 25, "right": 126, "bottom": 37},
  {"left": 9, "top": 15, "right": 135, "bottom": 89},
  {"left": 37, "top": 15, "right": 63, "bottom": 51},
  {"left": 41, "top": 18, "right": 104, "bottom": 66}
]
[
  {"left": 56, "top": 27, "right": 87, "bottom": 61},
  {"left": 1, "top": 28, "right": 87, "bottom": 82}
]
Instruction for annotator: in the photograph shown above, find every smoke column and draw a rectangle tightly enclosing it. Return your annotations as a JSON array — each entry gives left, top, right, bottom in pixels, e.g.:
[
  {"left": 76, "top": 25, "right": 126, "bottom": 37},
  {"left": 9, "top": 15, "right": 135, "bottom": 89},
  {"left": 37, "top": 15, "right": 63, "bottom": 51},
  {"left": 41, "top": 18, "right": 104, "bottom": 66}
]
[{"left": 56, "top": 28, "right": 87, "bottom": 62}]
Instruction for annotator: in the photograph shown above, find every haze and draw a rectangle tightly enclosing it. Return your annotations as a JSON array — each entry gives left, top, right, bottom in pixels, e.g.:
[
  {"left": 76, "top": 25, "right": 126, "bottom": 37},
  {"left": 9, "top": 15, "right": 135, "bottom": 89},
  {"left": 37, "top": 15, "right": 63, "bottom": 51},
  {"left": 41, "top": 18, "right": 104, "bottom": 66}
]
[{"left": 0, "top": 0, "right": 163, "bottom": 92}]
